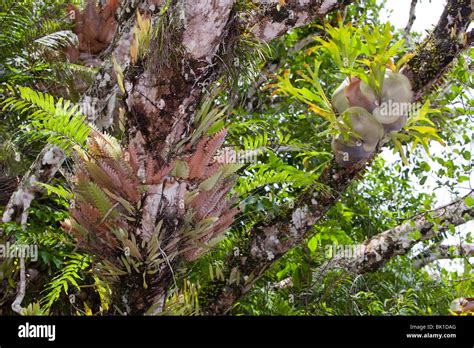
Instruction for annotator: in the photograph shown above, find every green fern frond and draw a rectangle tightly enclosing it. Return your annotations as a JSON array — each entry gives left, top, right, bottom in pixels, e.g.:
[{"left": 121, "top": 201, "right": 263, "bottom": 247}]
[
  {"left": 0, "top": 1, "right": 74, "bottom": 83},
  {"left": 37, "top": 182, "right": 73, "bottom": 201},
  {"left": 191, "top": 99, "right": 228, "bottom": 145},
  {"left": 34, "top": 30, "right": 77, "bottom": 50},
  {"left": 76, "top": 181, "right": 118, "bottom": 219},
  {"left": 41, "top": 253, "right": 91, "bottom": 311},
  {"left": 2, "top": 86, "right": 92, "bottom": 152},
  {"left": 236, "top": 159, "right": 323, "bottom": 196}
]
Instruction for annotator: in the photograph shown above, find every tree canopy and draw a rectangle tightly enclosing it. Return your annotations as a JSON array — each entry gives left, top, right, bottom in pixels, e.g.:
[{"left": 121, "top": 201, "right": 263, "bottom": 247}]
[{"left": 0, "top": 0, "right": 472, "bottom": 316}]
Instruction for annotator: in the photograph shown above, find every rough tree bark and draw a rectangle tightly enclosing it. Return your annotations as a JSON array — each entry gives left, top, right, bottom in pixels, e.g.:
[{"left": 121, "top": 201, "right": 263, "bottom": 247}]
[
  {"left": 103, "top": 0, "right": 355, "bottom": 315},
  {"left": 0, "top": 145, "right": 64, "bottom": 314},
  {"left": 413, "top": 243, "right": 474, "bottom": 269},
  {"left": 1, "top": 145, "right": 65, "bottom": 228},
  {"left": 319, "top": 192, "right": 474, "bottom": 274}
]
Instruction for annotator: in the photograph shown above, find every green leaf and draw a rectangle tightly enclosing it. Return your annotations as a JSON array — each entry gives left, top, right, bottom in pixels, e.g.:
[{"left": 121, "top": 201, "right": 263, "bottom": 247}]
[
  {"left": 464, "top": 196, "right": 474, "bottom": 207},
  {"left": 307, "top": 236, "right": 318, "bottom": 253}
]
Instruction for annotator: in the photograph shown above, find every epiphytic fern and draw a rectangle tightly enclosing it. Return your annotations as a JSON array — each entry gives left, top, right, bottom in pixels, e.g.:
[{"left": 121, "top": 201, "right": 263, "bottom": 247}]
[
  {"left": 62, "top": 131, "right": 139, "bottom": 258},
  {"left": 63, "top": 120, "right": 239, "bottom": 313},
  {"left": 1, "top": 86, "right": 91, "bottom": 153},
  {"left": 65, "top": 0, "right": 118, "bottom": 64},
  {"left": 180, "top": 129, "right": 240, "bottom": 261},
  {"left": 41, "top": 253, "right": 91, "bottom": 311}
]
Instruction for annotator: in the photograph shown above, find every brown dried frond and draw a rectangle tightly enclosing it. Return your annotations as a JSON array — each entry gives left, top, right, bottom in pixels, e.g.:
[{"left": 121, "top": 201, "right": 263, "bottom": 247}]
[
  {"left": 66, "top": 0, "right": 118, "bottom": 63},
  {"left": 187, "top": 136, "right": 208, "bottom": 179},
  {"left": 87, "top": 131, "right": 109, "bottom": 158},
  {"left": 204, "top": 161, "right": 222, "bottom": 178},
  {"left": 126, "top": 141, "right": 141, "bottom": 174},
  {"left": 184, "top": 174, "right": 237, "bottom": 261},
  {"left": 100, "top": 157, "right": 140, "bottom": 202},
  {"left": 188, "top": 190, "right": 212, "bottom": 219},
  {"left": 182, "top": 207, "right": 238, "bottom": 262},
  {"left": 86, "top": 133, "right": 139, "bottom": 202},
  {"left": 85, "top": 160, "right": 117, "bottom": 191},
  {"left": 194, "top": 180, "right": 234, "bottom": 220},
  {"left": 95, "top": 159, "right": 124, "bottom": 193},
  {"left": 65, "top": 130, "right": 142, "bottom": 260},
  {"left": 146, "top": 158, "right": 175, "bottom": 184},
  {"left": 187, "top": 129, "right": 227, "bottom": 179},
  {"left": 69, "top": 201, "right": 121, "bottom": 254},
  {"left": 70, "top": 202, "right": 101, "bottom": 230},
  {"left": 206, "top": 188, "right": 234, "bottom": 218},
  {"left": 202, "top": 128, "right": 228, "bottom": 166},
  {"left": 210, "top": 208, "right": 239, "bottom": 238}
]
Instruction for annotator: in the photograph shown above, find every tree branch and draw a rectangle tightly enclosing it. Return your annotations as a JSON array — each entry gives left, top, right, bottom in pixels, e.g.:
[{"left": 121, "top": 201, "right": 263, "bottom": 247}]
[
  {"left": 2, "top": 0, "right": 353, "bottom": 314},
  {"left": 404, "top": 0, "right": 418, "bottom": 43},
  {"left": 1, "top": 145, "right": 65, "bottom": 228},
  {"left": 1, "top": 145, "right": 65, "bottom": 314},
  {"left": 10, "top": 257, "right": 26, "bottom": 314},
  {"left": 413, "top": 243, "right": 474, "bottom": 269},
  {"left": 249, "top": 0, "right": 354, "bottom": 42},
  {"left": 403, "top": 0, "right": 472, "bottom": 99},
  {"left": 321, "top": 192, "right": 474, "bottom": 274}
]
